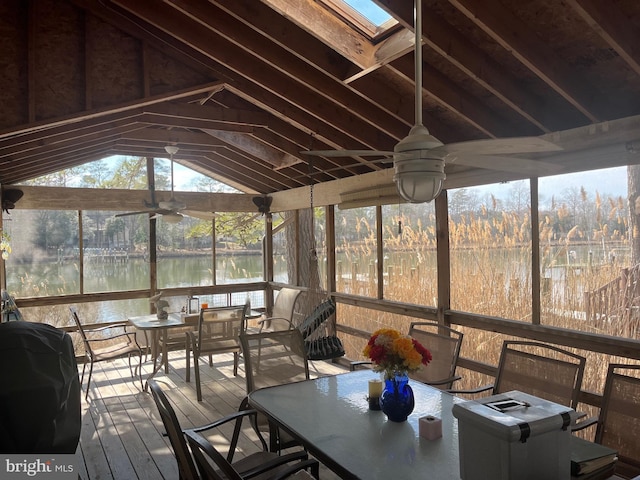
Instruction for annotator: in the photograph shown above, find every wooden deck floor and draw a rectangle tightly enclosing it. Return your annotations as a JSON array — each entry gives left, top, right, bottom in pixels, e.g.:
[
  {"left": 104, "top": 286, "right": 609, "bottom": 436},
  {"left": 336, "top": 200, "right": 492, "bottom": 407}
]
[{"left": 75, "top": 350, "right": 348, "bottom": 480}]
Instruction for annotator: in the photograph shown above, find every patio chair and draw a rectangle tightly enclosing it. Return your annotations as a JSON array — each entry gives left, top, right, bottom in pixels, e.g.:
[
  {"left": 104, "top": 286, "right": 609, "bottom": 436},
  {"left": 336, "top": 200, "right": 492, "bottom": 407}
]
[
  {"left": 239, "top": 329, "right": 309, "bottom": 452},
  {"left": 70, "top": 306, "right": 143, "bottom": 399},
  {"left": 450, "top": 340, "right": 588, "bottom": 427},
  {"left": 408, "top": 321, "right": 463, "bottom": 389},
  {"left": 158, "top": 314, "right": 199, "bottom": 375},
  {"left": 149, "top": 380, "right": 316, "bottom": 480},
  {"left": 594, "top": 364, "right": 640, "bottom": 479},
  {"left": 186, "top": 302, "right": 249, "bottom": 402},
  {"left": 351, "top": 321, "right": 463, "bottom": 389},
  {"left": 185, "top": 426, "right": 319, "bottom": 480},
  {"left": 257, "top": 288, "right": 302, "bottom": 332}
]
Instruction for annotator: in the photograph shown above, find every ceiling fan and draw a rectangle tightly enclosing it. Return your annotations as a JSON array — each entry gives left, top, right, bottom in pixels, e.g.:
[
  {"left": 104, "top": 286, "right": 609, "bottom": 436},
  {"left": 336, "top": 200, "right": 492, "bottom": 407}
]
[
  {"left": 116, "top": 145, "right": 216, "bottom": 223},
  {"left": 302, "top": 0, "right": 563, "bottom": 203}
]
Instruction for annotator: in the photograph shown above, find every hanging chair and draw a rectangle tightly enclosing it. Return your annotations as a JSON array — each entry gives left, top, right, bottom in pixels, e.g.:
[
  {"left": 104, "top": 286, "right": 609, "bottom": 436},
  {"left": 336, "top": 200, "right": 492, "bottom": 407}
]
[
  {"left": 297, "top": 152, "right": 345, "bottom": 361},
  {"left": 298, "top": 297, "right": 344, "bottom": 361}
]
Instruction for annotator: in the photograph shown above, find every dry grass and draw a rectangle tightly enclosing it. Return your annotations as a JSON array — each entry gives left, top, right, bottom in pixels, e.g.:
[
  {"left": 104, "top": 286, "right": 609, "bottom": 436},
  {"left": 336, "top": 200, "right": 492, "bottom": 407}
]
[{"left": 336, "top": 206, "right": 639, "bottom": 406}]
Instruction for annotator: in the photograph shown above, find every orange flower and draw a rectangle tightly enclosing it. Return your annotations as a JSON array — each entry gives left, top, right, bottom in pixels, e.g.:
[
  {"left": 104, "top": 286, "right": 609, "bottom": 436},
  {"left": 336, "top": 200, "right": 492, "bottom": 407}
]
[{"left": 362, "top": 328, "right": 431, "bottom": 379}]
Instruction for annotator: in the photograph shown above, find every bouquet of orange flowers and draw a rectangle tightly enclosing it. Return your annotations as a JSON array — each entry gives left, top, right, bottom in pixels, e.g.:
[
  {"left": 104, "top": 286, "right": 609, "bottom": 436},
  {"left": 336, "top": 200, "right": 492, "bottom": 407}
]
[{"left": 363, "top": 328, "right": 432, "bottom": 380}]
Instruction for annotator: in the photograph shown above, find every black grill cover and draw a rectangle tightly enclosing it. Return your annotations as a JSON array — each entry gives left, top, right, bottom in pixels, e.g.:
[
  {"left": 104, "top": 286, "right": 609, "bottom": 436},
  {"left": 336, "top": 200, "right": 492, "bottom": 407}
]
[{"left": 0, "top": 321, "right": 81, "bottom": 453}]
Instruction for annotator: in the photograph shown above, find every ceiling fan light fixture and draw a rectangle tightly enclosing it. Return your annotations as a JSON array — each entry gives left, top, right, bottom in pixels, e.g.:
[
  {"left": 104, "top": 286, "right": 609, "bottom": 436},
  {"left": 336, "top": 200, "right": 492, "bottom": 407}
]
[
  {"left": 164, "top": 145, "right": 179, "bottom": 155},
  {"left": 162, "top": 212, "right": 184, "bottom": 224},
  {"left": 394, "top": 125, "right": 443, "bottom": 153},
  {"left": 393, "top": 157, "right": 445, "bottom": 203}
]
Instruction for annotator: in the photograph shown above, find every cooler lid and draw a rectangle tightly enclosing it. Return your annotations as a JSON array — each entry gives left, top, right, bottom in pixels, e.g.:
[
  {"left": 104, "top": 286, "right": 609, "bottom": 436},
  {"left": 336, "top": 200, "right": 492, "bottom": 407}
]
[{"left": 452, "top": 390, "right": 577, "bottom": 442}]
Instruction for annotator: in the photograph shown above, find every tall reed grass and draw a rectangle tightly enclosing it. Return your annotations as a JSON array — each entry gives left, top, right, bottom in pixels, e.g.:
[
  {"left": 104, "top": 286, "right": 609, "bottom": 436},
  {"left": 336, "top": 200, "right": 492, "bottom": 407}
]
[{"left": 337, "top": 204, "right": 639, "bottom": 414}]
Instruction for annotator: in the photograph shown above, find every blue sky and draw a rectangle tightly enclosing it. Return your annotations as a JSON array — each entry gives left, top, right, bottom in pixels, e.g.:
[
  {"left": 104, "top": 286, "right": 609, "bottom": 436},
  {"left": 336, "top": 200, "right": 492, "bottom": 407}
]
[{"left": 343, "top": 0, "right": 392, "bottom": 25}]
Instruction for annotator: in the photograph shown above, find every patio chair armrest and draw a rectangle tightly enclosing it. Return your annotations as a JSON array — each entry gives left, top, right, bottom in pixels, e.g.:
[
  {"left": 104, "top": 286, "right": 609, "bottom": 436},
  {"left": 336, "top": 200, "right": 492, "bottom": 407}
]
[
  {"left": 85, "top": 331, "right": 139, "bottom": 344},
  {"left": 571, "top": 414, "right": 598, "bottom": 432},
  {"left": 257, "top": 317, "right": 294, "bottom": 331},
  {"left": 270, "top": 458, "right": 319, "bottom": 480},
  {"left": 447, "top": 383, "right": 493, "bottom": 395},
  {"left": 426, "top": 375, "right": 462, "bottom": 387},
  {"left": 237, "top": 451, "right": 312, "bottom": 480},
  {"left": 349, "top": 360, "right": 372, "bottom": 371},
  {"left": 188, "top": 408, "right": 259, "bottom": 434},
  {"left": 88, "top": 322, "right": 130, "bottom": 334}
]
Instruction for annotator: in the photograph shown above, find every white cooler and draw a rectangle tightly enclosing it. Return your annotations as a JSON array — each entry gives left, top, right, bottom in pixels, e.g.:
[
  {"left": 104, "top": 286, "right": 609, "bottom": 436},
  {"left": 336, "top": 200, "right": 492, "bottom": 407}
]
[{"left": 452, "top": 390, "right": 577, "bottom": 480}]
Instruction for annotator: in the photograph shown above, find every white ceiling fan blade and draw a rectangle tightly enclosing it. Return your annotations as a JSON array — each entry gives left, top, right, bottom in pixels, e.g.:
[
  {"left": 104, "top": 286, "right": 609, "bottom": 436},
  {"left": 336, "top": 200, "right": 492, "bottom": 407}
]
[
  {"left": 435, "top": 137, "right": 562, "bottom": 156},
  {"left": 115, "top": 210, "right": 151, "bottom": 218},
  {"left": 449, "top": 154, "right": 562, "bottom": 175},
  {"left": 159, "top": 198, "right": 187, "bottom": 211},
  {"left": 301, "top": 149, "right": 394, "bottom": 157},
  {"left": 182, "top": 210, "right": 218, "bottom": 220}
]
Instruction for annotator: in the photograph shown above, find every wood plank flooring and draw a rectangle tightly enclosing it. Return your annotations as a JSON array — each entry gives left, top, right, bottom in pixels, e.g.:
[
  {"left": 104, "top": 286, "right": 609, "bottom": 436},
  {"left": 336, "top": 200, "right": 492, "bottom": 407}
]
[{"left": 76, "top": 350, "right": 347, "bottom": 480}]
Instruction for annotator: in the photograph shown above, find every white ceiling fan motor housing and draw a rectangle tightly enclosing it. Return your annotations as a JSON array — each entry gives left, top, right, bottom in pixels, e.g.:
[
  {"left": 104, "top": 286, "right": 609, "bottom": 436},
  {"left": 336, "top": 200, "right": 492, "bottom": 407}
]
[{"left": 393, "top": 125, "right": 446, "bottom": 203}]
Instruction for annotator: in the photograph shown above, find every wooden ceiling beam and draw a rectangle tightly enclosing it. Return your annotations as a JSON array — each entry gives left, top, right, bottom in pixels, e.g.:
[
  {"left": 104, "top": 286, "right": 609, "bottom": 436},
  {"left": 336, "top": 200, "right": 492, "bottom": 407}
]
[
  {"left": 445, "top": 0, "right": 606, "bottom": 123},
  {"left": 143, "top": 102, "right": 270, "bottom": 127},
  {"left": 566, "top": 0, "right": 640, "bottom": 77},
  {"left": 138, "top": 113, "right": 255, "bottom": 134},
  {"left": 1, "top": 144, "right": 116, "bottom": 185},
  {"left": 0, "top": 134, "right": 121, "bottom": 170},
  {"left": 390, "top": 54, "right": 536, "bottom": 138},
  {"left": 15, "top": 185, "right": 257, "bottom": 212},
  {"left": 208, "top": 0, "right": 444, "bottom": 140},
  {"left": 114, "top": 0, "right": 405, "bottom": 145},
  {"left": 120, "top": 128, "right": 223, "bottom": 148},
  {"left": 201, "top": 130, "right": 298, "bottom": 169},
  {"left": 207, "top": 0, "right": 417, "bottom": 128},
  {"left": 209, "top": 91, "right": 367, "bottom": 179},
  {"left": 251, "top": 0, "right": 378, "bottom": 72},
  {"left": 0, "top": 123, "right": 145, "bottom": 166},
  {"left": 184, "top": 153, "right": 288, "bottom": 193},
  {"left": 375, "top": 0, "right": 583, "bottom": 133},
  {"left": 0, "top": 80, "right": 224, "bottom": 139},
  {"left": 0, "top": 110, "right": 144, "bottom": 157}
]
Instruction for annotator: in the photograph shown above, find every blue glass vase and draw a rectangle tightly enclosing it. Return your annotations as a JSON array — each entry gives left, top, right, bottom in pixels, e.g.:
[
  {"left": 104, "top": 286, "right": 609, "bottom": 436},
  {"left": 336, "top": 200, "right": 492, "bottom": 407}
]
[{"left": 380, "top": 372, "right": 415, "bottom": 422}]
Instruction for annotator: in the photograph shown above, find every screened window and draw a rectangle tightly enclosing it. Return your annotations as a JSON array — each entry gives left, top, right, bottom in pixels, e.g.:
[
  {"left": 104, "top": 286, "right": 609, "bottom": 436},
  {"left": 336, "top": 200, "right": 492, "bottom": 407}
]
[{"left": 449, "top": 181, "right": 532, "bottom": 321}]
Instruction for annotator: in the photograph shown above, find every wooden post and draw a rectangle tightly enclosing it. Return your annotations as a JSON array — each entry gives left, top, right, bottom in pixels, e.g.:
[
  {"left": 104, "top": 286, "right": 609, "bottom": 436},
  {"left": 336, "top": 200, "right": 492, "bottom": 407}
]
[{"left": 435, "top": 191, "right": 451, "bottom": 326}]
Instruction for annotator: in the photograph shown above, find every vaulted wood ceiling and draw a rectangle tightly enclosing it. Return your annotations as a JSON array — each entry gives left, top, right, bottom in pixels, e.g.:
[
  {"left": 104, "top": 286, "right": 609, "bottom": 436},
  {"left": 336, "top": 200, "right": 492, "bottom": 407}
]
[{"left": 2, "top": 0, "right": 640, "bottom": 211}]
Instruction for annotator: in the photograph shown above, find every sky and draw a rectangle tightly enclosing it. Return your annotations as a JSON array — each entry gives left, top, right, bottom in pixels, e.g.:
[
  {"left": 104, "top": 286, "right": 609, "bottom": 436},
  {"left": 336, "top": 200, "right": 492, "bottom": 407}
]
[{"left": 342, "top": 0, "right": 392, "bottom": 25}]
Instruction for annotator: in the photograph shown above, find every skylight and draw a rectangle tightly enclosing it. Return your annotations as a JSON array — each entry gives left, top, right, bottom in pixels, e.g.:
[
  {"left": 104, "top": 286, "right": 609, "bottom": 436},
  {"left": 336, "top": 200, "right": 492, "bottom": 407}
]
[
  {"left": 342, "top": 0, "right": 392, "bottom": 27},
  {"left": 319, "top": 0, "right": 397, "bottom": 39}
]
